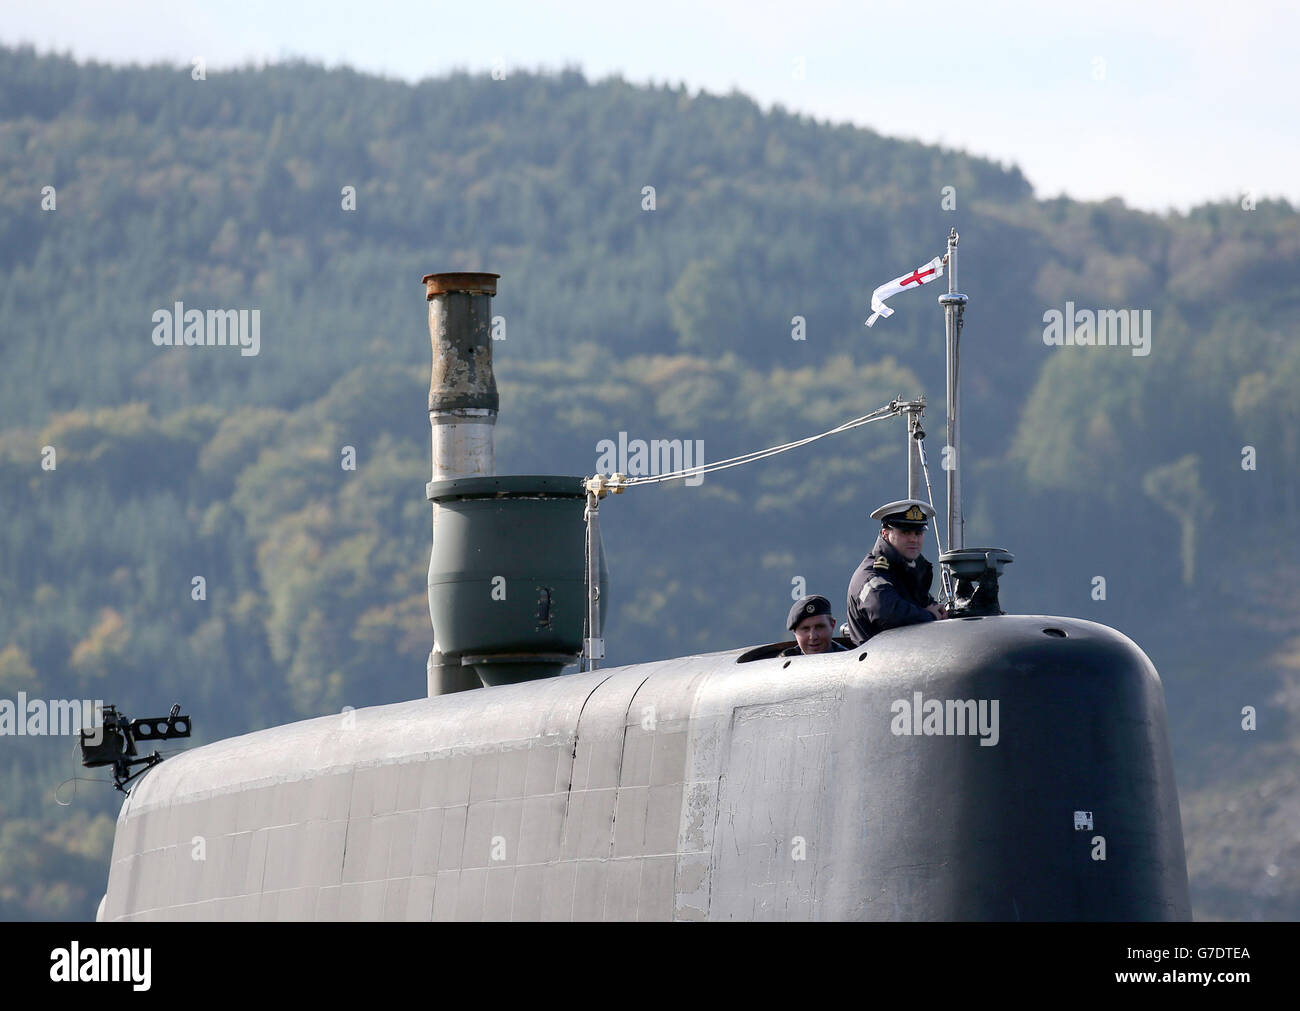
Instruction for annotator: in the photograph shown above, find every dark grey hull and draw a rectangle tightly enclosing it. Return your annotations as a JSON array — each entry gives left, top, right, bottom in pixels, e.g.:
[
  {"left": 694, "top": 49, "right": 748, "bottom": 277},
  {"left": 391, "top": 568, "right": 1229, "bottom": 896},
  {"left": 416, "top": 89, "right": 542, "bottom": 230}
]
[{"left": 100, "top": 614, "right": 1189, "bottom": 920}]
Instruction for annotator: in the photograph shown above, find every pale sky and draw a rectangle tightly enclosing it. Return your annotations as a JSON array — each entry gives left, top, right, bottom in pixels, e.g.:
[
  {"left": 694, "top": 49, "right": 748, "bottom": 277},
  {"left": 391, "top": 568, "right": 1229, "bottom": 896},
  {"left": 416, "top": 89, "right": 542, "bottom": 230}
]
[{"left": 4, "top": 0, "right": 1297, "bottom": 212}]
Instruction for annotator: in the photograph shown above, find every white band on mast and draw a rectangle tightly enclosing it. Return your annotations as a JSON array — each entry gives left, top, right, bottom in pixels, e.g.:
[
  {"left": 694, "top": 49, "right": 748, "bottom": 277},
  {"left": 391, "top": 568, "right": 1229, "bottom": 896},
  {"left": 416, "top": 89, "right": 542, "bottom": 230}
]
[{"left": 939, "top": 229, "right": 967, "bottom": 554}]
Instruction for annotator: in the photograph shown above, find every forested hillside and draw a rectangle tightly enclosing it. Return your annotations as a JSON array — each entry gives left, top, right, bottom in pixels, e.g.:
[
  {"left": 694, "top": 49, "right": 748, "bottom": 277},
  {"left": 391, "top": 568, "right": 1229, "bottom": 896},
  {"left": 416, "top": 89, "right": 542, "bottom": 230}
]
[{"left": 1, "top": 45, "right": 1297, "bottom": 920}]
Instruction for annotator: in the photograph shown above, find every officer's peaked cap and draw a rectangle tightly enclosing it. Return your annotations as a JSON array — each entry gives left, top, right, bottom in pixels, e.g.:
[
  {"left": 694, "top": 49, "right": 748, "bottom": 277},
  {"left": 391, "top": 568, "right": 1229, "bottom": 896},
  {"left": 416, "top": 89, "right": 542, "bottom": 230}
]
[{"left": 871, "top": 498, "right": 935, "bottom": 530}]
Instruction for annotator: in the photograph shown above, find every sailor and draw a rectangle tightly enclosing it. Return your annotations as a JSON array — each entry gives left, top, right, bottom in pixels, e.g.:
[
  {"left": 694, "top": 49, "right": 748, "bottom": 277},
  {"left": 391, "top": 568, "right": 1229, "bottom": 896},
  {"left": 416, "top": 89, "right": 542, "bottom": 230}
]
[
  {"left": 846, "top": 499, "right": 947, "bottom": 645},
  {"left": 781, "top": 594, "right": 849, "bottom": 656}
]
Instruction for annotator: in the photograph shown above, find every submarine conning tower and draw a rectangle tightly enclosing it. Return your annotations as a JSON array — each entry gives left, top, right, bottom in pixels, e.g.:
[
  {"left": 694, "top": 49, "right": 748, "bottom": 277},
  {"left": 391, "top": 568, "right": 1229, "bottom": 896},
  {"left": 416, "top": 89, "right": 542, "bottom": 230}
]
[{"left": 422, "top": 271, "right": 603, "bottom": 696}]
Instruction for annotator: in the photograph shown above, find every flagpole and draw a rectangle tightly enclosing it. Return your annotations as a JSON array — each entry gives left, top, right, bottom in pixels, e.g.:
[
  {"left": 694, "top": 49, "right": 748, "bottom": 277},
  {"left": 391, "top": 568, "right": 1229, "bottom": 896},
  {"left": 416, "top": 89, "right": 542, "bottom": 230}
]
[{"left": 939, "top": 228, "right": 967, "bottom": 553}]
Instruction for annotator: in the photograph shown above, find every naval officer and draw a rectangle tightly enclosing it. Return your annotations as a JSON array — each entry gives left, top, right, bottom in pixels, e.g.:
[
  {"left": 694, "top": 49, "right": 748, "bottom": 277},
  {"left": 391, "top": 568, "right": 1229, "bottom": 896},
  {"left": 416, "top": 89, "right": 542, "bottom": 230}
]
[
  {"left": 846, "top": 499, "right": 947, "bottom": 645},
  {"left": 781, "top": 594, "right": 850, "bottom": 656}
]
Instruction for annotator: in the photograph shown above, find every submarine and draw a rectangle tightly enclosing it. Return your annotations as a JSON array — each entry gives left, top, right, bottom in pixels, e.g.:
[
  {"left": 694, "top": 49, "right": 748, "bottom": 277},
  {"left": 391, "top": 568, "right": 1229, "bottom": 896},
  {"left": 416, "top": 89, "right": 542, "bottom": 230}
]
[{"left": 95, "top": 233, "right": 1191, "bottom": 921}]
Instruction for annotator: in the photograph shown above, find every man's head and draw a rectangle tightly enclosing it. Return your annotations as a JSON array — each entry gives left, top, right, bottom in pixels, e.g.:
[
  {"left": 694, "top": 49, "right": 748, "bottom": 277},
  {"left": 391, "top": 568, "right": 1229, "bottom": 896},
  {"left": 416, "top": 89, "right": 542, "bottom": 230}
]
[
  {"left": 787, "top": 594, "right": 837, "bottom": 654},
  {"left": 870, "top": 499, "right": 936, "bottom": 562},
  {"left": 881, "top": 522, "right": 926, "bottom": 560}
]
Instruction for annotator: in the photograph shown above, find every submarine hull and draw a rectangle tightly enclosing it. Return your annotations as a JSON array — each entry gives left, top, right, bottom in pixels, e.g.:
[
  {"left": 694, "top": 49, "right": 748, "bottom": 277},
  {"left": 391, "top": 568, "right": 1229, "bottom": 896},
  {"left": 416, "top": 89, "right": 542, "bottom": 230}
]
[{"left": 100, "top": 614, "right": 1189, "bottom": 920}]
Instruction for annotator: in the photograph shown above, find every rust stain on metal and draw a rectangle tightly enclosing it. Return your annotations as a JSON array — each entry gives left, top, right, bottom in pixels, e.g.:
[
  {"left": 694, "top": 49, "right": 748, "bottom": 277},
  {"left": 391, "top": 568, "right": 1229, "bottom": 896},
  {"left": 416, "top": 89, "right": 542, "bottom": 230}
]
[
  {"left": 423, "top": 272, "right": 499, "bottom": 299},
  {"left": 430, "top": 346, "right": 494, "bottom": 399}
]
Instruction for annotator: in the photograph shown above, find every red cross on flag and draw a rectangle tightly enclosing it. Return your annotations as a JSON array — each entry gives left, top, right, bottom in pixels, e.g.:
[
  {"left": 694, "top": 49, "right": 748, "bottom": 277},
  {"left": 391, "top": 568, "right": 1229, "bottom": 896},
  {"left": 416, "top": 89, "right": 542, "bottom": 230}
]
[{"left": 864, "top": 256, "right": 945, "bottom": 327}]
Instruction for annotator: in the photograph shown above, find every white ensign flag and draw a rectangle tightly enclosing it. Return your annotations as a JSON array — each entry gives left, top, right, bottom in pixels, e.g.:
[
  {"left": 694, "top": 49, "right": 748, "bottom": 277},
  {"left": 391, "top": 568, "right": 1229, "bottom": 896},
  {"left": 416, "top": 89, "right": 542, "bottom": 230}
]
[{"left": 864, "top": 256, "right": 945, "bottom": 327}]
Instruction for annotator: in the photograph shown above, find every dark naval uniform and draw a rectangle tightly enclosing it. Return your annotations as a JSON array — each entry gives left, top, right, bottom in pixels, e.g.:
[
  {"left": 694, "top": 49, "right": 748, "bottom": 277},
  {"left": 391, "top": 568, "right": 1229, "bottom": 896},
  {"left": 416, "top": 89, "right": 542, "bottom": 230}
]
[
  {"left": 846, "top": 499, "right": 940, "bottom": 646},
  {"left": 846, "top": 535, "right": 937, "bottom": 645}
]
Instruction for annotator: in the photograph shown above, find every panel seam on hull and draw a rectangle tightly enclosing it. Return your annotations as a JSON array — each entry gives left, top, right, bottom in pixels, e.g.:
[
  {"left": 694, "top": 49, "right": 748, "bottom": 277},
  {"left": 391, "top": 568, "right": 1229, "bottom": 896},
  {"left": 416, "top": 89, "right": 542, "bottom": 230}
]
[
  {"left": 559, "top": 674, "right": 615, "bottom": 835},
  {"left": 601, "top": 674, "right": 654, "bottom": 920}
]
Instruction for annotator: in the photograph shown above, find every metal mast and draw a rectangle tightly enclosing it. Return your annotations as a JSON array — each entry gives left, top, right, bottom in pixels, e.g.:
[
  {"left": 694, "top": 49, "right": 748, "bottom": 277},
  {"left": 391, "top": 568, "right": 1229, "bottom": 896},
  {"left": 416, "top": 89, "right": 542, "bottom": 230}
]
[
  {"left": 898, "top": 398, "right": 927, "bottom": 501},
  {"left": 939, "top": 229, "right": 967, "bottom": 553}
]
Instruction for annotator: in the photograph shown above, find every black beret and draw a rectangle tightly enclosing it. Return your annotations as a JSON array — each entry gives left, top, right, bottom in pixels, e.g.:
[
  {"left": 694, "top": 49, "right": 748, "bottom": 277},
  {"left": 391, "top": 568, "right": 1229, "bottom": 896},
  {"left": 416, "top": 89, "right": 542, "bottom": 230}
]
[{"left": 787, "top": 594, "right": 833, "bottom": 631}]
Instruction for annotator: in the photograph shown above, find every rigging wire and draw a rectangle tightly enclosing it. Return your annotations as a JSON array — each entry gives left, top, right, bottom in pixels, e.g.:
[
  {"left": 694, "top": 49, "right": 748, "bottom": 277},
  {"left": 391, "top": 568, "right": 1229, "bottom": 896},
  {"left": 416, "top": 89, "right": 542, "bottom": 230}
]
[
  {"left": 580, "top": 397, "right": 931, "bottom": 665},
  {"left": 613, "top": 402, "right": 903, "bottom": 489},
  {"left": 915, "top": 434, "right": 953, "bottom": 605},
  {"left": 579, "top": 400, "right": 902, "bottom": 668},
  {"left": 54, "top": 736, "right": 113, "bottom": 805}
]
